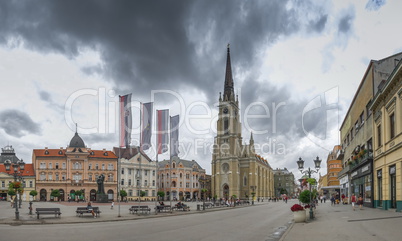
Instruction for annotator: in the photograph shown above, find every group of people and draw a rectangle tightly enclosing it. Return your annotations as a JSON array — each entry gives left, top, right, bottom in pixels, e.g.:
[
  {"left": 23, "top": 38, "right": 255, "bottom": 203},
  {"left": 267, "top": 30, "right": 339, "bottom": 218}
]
[{"left": 350, "top": 194, "right": 364, "bottom": 211}]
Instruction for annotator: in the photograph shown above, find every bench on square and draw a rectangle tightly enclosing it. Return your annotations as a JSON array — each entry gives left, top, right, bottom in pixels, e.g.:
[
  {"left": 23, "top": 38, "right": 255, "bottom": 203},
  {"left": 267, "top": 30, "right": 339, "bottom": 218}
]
[
  {"left": 155, "top": 205, "right": 171, "bottom": 213},
  {"left": 35, "top": 208, "right": 62, "bottom": 219},
  {"left": 129, "top": 205, "right": 151, "bottom": 214},
  {"left": 76, "top": 207, "right": 101, "bottom": 217}
]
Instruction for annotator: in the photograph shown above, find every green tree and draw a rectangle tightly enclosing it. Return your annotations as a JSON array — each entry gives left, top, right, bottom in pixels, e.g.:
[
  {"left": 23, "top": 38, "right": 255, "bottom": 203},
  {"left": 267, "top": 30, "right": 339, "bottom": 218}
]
[
  {"left": 75, "top": 190, "right": 83, "bottom": 199},
  {"left": 299, "top": 190, "right": 311, "bottom": 204},
  {"left": 30, "top": 190, "right": 38, "bottom": 201},
  {"left": 157, "top": 191, "right": 165, "bottom": 200},
  {"left": 51, "top": 189, "right": 61, "bottom": 201},
  {"left": 120, "top": 190, "right": 127, "bottom": 201},
  {"left": 8, "top": 190, "right": 16, "bottom": 196},
  {"left": 139, "top": 191, "right": 146, "bottom": 197}
]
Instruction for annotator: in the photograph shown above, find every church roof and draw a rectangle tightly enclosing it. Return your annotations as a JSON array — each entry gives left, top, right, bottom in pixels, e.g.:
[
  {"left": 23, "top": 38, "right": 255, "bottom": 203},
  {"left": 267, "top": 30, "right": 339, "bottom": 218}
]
[
  {"left": 69, "top": 132, "right": 86, "bottom": 148},
  {"left": 223, "top": 44, "right": 235, "bottom": 101}
]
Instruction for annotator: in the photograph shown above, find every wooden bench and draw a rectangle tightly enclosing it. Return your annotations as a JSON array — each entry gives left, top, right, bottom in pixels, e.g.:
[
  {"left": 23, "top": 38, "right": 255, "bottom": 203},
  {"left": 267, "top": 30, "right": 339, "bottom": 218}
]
[
  {"left": 35, "top": 208, "right": 62, "bottom": 219},
  {"left": 203, "top": 202, "right": 214, "bottom": 209},
  {"left": 172, "top": 205, "right": 190, "bottom": 211},
  {"left": 155, "top": 205, "right": 171, "bottom": 212},
  {"left": 129, "top": 205, "right": 151, "bottom": 214},
  {"left": 76, "top": 207, "right": 101, "bottom": 217}
]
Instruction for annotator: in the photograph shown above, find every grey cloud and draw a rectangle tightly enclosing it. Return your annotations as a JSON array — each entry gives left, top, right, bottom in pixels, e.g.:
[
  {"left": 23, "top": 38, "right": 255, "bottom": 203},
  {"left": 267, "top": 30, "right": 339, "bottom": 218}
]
[
  {"left": 338, "top": 13, "right": 354, "bottom": 34},
  {"left": 0, "top": 109, "right": 41, "bottom": 137},
  {"left": 309, "top": 15, "right": 328, "bottom": 33},
  {"left": 39, "top": 90, "right": 51, "bottom": 102},
  {"left": 365, "top": 0, "right": 386, "bottom": 11},
  {"left": 0, "top": 0, "right": 330, "bottom": 104}
]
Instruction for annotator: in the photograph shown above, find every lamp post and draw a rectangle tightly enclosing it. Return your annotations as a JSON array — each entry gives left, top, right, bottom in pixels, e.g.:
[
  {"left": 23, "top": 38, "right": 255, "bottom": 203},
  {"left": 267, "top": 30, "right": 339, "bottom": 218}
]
[
  {"left": 250, "top": 186, "right": 256, "bottom": 205},
  {"left": 199, "top": 175, "right": 207, "bottom": 210},
  {"left": 297, "top": 156, "right": 321, "bottom": 220},
  {"left": 4, "top": 159, "right": 25, "bottom": 220}
]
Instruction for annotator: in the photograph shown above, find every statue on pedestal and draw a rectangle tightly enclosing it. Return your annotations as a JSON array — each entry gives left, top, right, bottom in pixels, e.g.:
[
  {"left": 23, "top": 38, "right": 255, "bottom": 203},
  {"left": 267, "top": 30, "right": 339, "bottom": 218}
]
[{"left": 97, "top": 174, "right": 105, "bottom": 194}]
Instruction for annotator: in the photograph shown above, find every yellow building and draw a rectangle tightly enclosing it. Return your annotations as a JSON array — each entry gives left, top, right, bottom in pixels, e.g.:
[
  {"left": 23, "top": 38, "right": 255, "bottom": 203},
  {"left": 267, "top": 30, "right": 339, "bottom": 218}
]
[
  {"left": 211, "top": 46, "right": 274, "bottom": 200},
  {"left": 371, "top": 59, "right": 402, "bottom": 211},
  {"left": 33, "top": 131, "right": 118, "bottom": 202}
]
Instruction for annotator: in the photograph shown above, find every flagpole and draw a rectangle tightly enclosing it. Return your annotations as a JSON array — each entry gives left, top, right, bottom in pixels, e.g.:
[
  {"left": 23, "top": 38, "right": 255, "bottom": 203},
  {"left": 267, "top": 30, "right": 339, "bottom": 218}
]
[
  {"left": 139, "top": 102, "right": 142, "bottom": 210},
  {"left": 169, "top": 115, "right": 172, "bottom": 212},
  {"left": 117, "top": 95, "right": 121, "bottom": 218},
  {"left": 154, "top": 153, "right": 158, "bottom": 214}
]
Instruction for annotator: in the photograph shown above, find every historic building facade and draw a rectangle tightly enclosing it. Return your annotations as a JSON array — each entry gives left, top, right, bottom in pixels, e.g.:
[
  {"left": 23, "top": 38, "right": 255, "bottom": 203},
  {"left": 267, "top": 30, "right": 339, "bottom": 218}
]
[
  {"left": 338, "top": 52, "right": 402, "bottom": 208},
  {"left": 327, "top": 145, "right": 342, "bottom": 187},
  {"left": 33, "top": 132, "right": 118, "bottom": 202},
  {"left": 158, "top": 157, "right": 206, "bottom": 201},
  {"left": 0, "top": 145, "right": 35, "bottom": 201},
  {"left": 113, "top": 147, "right": 157, "bottom": 201},
  {"left": 211, "top": 46, "right": 274, "bottom": 200},
  {"left": 273, "top": 168, "right": 295, "bottom": 198},
  {"left": 371, "top": 58, "right": 402, "bottom": 211}
]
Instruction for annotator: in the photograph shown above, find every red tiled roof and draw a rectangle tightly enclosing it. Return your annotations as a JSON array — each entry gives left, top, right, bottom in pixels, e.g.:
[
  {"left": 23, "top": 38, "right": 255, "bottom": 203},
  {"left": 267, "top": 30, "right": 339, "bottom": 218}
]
[
  {"left": 33, "top": 149, "right": 117, "bottom": 159},
  {"left": 0, "top": 163, "right": 35, "bottom": 177}
]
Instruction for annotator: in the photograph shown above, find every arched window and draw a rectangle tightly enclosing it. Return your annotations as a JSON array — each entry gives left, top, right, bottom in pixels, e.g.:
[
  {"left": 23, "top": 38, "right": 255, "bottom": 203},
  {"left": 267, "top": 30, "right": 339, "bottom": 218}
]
[
  {"left": 243, "top": 176, "right": 247, "bottom": 186},
  {"left": 173, "top": 162, "right": 176, "bottom": 168},
  {"left": 224, "top": 118, "right": 229, "bottom": 134}
]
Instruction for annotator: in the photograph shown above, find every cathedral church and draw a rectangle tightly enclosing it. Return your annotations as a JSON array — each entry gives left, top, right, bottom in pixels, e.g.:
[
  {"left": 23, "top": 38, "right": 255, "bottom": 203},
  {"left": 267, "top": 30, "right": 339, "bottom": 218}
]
[{"left": 211, "top": 45, "right": 274, "bottom": 200}]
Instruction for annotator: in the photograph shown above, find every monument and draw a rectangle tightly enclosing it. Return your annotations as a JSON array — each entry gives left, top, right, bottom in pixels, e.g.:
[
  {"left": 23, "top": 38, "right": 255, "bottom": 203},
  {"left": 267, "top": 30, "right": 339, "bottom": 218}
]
[{"left": 96, "top": 174, "right": 108, "bottom": 203}]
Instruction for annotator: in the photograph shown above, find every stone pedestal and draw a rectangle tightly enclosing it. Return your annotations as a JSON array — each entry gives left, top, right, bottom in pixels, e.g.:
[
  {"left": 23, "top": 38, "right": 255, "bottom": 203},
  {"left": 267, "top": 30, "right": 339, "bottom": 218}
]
[{"left": 96, "top": 194, "right": 108, "bottom": 203}]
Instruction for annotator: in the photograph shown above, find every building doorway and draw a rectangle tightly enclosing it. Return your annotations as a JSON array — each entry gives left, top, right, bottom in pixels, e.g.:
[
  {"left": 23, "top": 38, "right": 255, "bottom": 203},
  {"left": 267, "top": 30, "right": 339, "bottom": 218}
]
[
  {"left": 90, "top": 189, "right": 97, "bottom": 201},
  {"left": 40, "top": 189, "right": 47, "bottom": 201},
  {"left": 390, "top": 166, "right": 396, "bottom": 209},
  {"left": 59, "top": 189, "right": 65, "bottom": 201},
  {"left": 223, "top": 184, "right": 229, "bottom": 200}
]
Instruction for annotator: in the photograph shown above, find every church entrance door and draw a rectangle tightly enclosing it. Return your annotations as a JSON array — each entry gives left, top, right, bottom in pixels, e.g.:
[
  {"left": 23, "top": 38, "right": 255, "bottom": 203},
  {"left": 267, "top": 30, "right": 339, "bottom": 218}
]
[{"left": 223, "top": 184, "right": 229, "bottom": 200}]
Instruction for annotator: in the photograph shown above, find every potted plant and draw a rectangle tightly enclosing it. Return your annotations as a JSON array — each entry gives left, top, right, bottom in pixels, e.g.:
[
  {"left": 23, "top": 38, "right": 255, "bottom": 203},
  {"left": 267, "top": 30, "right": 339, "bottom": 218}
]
[{"left": 290, "top": 204, "right": 306, "bottom": 222}]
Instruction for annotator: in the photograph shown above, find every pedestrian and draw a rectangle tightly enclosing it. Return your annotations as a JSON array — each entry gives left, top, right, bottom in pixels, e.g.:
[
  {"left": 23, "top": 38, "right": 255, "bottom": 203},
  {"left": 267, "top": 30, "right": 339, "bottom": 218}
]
[
  {"left": 351, "top": 193, "right": 356, "bottom": 211},
  {"left": 331, "top": 195, "right": 335, "bottom": 206},
  {"left": 358, "top": 195, "right": 363, "bottom": 210},
  {"left": 111, "top": 201, "right": 114, "bottom": 209},
  {"left": 87, "top": 201, "right": 96, "bottom": 218}
]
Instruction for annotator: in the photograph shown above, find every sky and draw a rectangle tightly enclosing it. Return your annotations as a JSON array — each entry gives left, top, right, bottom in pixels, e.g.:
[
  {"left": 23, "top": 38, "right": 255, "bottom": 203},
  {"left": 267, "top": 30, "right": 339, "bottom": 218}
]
[{"left": 0, "top": 0, "right": 401, "bottom": 180}]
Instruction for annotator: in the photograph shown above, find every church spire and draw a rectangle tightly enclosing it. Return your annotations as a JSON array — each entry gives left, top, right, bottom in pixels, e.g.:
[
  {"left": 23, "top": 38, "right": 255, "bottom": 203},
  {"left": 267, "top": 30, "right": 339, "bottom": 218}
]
[{"left": 223, "top": 44, "right": 235, "bottom": 101}]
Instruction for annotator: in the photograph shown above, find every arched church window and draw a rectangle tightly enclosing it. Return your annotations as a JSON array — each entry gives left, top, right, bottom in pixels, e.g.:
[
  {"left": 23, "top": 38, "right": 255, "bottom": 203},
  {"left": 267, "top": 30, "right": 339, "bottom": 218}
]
[
  {"left": 224, "top": 118, "right": 229, "bottom": 135},
  {"left": 243, "top": 176, "right": 247, "bottom": 186}
]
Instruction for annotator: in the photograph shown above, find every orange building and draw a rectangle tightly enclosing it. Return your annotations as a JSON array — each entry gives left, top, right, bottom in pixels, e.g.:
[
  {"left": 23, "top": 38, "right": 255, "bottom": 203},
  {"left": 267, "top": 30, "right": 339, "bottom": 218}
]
[
  {"left": 158, "top": 156, "right": 206, "bottom": 201},
  {"left": 327, "top": 145, "right": 343, "bottom": 187},
  {"left": 32, "top": 132, "right": 118, "bottom": 202}
]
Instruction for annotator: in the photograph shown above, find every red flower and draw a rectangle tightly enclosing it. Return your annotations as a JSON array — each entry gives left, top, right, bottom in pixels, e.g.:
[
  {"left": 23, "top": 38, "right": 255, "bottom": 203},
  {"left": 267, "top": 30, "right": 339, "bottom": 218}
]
[{"left": 290, "top": 204, "right": 304, "bottom": 212}]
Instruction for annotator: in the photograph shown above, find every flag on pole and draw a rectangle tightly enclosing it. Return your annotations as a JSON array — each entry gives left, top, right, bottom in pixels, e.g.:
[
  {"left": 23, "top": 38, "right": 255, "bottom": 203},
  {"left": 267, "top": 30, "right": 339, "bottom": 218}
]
[
  {"left": 141, "top": 102, "right": 153, "bottom": 151},
  {"left": 157, "top": 109, "right": 169, "bottom": 154},
  {"left": 170, "top": 115, "right": 180, "bottom": 157},
  {"left": 119, "top": 94, "right": 132, "bottom": 148}
]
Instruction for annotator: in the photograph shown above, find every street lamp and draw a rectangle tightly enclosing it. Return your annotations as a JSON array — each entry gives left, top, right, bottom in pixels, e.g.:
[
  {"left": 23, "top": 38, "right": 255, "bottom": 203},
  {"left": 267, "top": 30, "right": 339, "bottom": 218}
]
[
  {"left": 250, "top": 186, "right": 256, "bottom": 205},
  {"left": 297, "top": 156, "right": 321, "bottom": 220},
  {"left": 199, "top": 176, "right": 207, "bottom": 210},
  {"left": 4, "top": 159, "right": 25, "bottom": 220}
]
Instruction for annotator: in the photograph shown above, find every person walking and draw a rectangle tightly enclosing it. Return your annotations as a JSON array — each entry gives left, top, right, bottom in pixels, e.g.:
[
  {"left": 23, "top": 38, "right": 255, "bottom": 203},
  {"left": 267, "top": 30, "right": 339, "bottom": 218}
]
[
  {"left": 358, "top": 195, "right": 363, "bottom": 210},
  {"left": 111, "top": 201, "right": 114, "bottom": 209},
  {"left": 351, "top": 193, "right": 357, "bottom": 211}
]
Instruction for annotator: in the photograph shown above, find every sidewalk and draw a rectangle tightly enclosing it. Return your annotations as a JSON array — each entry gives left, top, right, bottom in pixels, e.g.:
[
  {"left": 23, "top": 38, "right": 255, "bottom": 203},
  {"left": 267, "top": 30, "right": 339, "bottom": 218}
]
[
  {"left": 0, "top": 200, "right": 251, "bottom": 225},
  {"left": 282, "top": 201, "right": 402, "bottom": 241}
]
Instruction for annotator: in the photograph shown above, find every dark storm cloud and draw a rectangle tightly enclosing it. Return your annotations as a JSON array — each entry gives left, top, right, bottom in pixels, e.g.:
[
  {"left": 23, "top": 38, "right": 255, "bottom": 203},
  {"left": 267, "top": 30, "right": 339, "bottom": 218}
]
[
  {"left": 0, "top": 109, "right": 41, "bottom": 137},
  {"left": 309, "top": 15, "right": 328, "bottom": 33},
  {"left": 338, "top": 13, "right": 354, "bottom": 34},
  {"left": 0, "top": 0, "right": 329, "bottom": 103},
  {"left": 365, "top": 0, "right": 386, "bottom": 11},
  {"left": 39, "top": 90, "right": 51, "bottom": 102}
]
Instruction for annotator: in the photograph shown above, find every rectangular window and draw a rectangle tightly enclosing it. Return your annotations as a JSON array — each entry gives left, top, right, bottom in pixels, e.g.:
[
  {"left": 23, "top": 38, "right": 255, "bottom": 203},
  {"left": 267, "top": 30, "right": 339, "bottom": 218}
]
[
  {"left": 152, "top": 190, "right": 155, "bottom": 197},
  {"left": 55, "top": 173, "right": 59, "bottom": 181},
  {"left": 366, "top": 100, "right": 372, "bottom": 119},
  {"left": 129, "top": 190, "right": 133, "bottom": 196},
  {"left": 108, "top": 164, "right": 113, "bottom": 170},
  {"left": 55, "top": 163, "right": 59, "bottom": 169},
  {"left": 62, "top": 174, "right": 66, "bottom": 180},
  {"left": 95, "top": 164, "right": 99, "bottom": 170},
  {"left": 128, "top": 179, "right": 132, "bottom": 185},
  {"left": 62, "top": 162, "right": 66, "bottom": 169},
  {"left": 48, "top": 163, "right": 52, "bottom": 169},
  {"left": 145, "top": 170, "right": 148, "bottom": 176},
  {"left": 1, "top": 181, "right": 4, "bottom": 187},
  {"left": 186, "top": 182, "right": 189, "bottom": 188},
  {"left": 121, "top": 179, "right": 124, "bottom": 185},
  {"left": 89, "top": 174, "right": 92, "bottom": 181},
  {"left": 121, "top": 168, "right": 124, "bottom": 174},
  {"left": 29, "top": 181, "right": 33, "bottom": 188},
  {"left": 89, "top": 164, "right": 92, "bottom": 170},
  {"left": 347, "top": 134, "right": 350, "bottom": 145},
  {"left": 128, "top": 169, "right": 132, "bottom": 175},
  {"left": 153, "top": 170, "right": 155, "bottom": 176},
  {"left": 390, "top": 113, "right": 395, "bottom": 139},
  {"left": 108, "top": 175, "right": 113, "bottom": 182},
  {"left": 378, "top": 124, "right": 382, "bottom": 147},
  {"left": 360, "top": 111, "right": 365, "bottom": 125},
  {"left": 152, "top": 180, "right": 155, "bottom": 186},
  {"left": 102, "top": 164, "right": 105, "bottom": 170},
  {"left": 355, "top": 121, "right": 359, "bottom": 134},
  {"left": 40, "top": 173, "right": 46, "bottom": 181},
  {"left": 136, "top": 180, "right": 140, "bottom": 186},
  {"left": 145, "top": 180, "right": 148, "bottom": 186},
  {"left": 350, "top": 127, "right": 354, "bottom": 140}
]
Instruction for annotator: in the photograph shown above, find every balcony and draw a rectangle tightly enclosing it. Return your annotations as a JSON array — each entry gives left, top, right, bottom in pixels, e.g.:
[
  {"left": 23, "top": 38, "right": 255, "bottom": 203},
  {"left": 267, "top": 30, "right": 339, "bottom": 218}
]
[
  {"left": 337, "top": 165, "right": 350, "bottom": 178},
  {"left": 349, "top": 151, "right": 373, "bottom": 170}
]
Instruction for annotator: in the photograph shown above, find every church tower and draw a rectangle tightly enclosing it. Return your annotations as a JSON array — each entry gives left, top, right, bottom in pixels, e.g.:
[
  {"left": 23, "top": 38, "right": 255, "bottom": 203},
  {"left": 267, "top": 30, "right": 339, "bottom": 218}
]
[{"left": 212, "top": 44, "right": 243, "bottom": 199}]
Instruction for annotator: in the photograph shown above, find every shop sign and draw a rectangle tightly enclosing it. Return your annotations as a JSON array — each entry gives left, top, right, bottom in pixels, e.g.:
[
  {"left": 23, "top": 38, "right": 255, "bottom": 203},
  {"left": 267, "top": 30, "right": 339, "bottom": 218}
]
[
  {"left": 365, "top": 186, "right": 371, "bottom": 191},
  {"left": 351, "top": 171, "right": 358, "bottom": 178},
  {"left": 361, "top": 165, "right": 369, "bottom": 173},
  {"left": 377, "top": 170, "right": 382, "bottom": 178}
]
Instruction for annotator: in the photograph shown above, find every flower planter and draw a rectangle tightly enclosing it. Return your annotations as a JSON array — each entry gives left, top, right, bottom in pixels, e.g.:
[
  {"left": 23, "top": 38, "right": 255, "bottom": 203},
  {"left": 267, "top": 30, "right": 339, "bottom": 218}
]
[{"left": 293, "top": 210, "right": 306, "bottom": 223}]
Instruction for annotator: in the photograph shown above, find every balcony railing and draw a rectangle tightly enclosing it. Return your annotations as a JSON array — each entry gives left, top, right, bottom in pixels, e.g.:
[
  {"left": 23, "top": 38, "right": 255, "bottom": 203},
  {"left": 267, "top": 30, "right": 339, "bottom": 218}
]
[{"left": 349, "top": 151, "right": 373, "bottom": 169}]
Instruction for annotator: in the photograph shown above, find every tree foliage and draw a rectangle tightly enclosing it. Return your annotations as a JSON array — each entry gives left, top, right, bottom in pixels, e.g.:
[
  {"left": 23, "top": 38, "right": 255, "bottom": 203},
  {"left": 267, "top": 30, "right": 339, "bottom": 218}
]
[
  {"left": 120, "top": 190, "right": 127, "bottom": 197},
  {"left": 30, "top": 190, "right": 38, "bottom": 197},
  {"left": 157, "top": 191, "right": 165, "bottom": 198},
  {"left": 299, "top": 190, "right": 312, "bottom": 204}
]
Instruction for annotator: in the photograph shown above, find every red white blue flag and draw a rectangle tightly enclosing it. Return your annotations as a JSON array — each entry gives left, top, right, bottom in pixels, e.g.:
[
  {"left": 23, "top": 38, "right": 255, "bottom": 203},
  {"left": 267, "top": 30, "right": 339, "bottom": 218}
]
[
  {"left": 119, "top": 94, "right": 132, "bottom": 148},
  {"left": 157, "top": 109, "right": 169, "bottom": 154}
]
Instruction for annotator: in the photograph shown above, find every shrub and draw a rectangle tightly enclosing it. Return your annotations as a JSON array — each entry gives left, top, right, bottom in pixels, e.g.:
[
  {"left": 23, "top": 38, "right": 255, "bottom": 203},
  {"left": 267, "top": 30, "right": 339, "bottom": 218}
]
[
  {"left": 299, "top": 190, "right": 311, "bottom": 204},
  {"left": 290, "top": 204, "right": 304, "bottom": 212}
]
